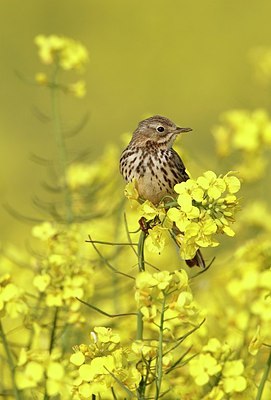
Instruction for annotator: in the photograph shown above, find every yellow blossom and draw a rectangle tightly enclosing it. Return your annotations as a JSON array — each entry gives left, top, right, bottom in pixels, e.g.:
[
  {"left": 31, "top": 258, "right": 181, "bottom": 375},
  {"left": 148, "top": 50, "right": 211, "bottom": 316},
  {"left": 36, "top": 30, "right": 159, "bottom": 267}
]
[
  {"left": 70, "top": 351, "right": 86, "bottom": 366},
  {"left": 68, "top": 80, "right": 86, "bottom": 98},
  {"left": 145, "top": 225, "right": 168, "bottom": 254},
  {"left": 34, "top": 35, "right": 88, "bottom": 71},
  {"left": 139, "top": 200, "right": 160, "bottom": 221},
  {"left": 0, "top": 275, "right": 28, "bottom": 318},
  {"left": 33, "top": 274, "right": 51, "bottom": 292},
  {"left": 32, "top": 222, "right": 57, "bottom": 241},
  {"left": 35, "top": 72, "right": 48, "bottom": 85},
  {"left": 16, "top": 361, "right": 44, "bottom": 389},
  {"left": 124, "top": 179, "right": 139, "bottom": 208},
  {"left": 222, "top": 360, "right": 247, "bottom": 393},
  {"left": 189, "top": 353, "right": 222, "bottom": 386}
]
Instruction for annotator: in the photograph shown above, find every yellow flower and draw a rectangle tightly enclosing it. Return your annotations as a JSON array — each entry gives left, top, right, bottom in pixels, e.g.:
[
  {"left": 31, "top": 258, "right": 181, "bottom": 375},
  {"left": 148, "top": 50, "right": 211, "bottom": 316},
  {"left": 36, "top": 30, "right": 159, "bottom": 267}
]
[
  {"left": 35, "top": 72, "right": 48, "bottom": 85},
  {"left": 32, "top": 222, "right": 57, "bottom": 241},
  {"left": 189, "top": 353, "right": 222, "bottom": 386},
  {"left": 197, "top": 171, "right": 226, "bottom": 200},
  {"left": 124, "top": 179, "right": 139, "bottom": 201},
  {"left": 34, "top": 35, "right": 88, "bottom": 71},
  {"left": 71, "top": 327, "right": 141, "bottom": 397},
  {"left": 35, "top": 34, "right": 65, "bottom": 65},
  {"left": 16, "top": 361, "right": 44, "bottom": 389},
  {"left": 167, "top": 207, "right": 191, "bottom": 231},
  {"left": 33, "top": 274, "right": 51, "bottom": 292},
  {"left": 0, "top": 276, "right": 28, "bottom": 318},
  {"left": 224, "top": 173, "right": 241, "bottom": 194},
  {"left": 59, "top": 38, "right": 89, "bottom": 71},
  {"left": 68, "top": 80, "right": 86, "bottom": 98},
  {"left": 139, "top": 200, "right": 159, "bottom": 221},
  {"left": 145, "top": 225, "right": 168, "bottom": 254},
  {"left": 93, "top": 327, "right": 120, "bottom": 344},
  {"left": 46, "top": 361, "right": 65, "bottom": 396},
  {"left": 222, "top": 360, "right": 247, "bottom": 393},
  {"left": 70, "top": 351, "right": 86, "bottom": 366}
]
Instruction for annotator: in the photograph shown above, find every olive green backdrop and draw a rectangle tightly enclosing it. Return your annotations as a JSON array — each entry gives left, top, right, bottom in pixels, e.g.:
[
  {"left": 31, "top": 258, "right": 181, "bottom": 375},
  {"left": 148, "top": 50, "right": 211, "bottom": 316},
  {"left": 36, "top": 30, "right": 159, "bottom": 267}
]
[{"left": 1, "top": 0, "right": 270, "bottom": 244}]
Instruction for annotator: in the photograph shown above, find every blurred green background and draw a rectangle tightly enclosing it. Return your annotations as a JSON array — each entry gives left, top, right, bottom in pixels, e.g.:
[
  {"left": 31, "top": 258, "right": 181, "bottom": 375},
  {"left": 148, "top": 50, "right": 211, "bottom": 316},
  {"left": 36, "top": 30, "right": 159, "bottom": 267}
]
[{"left": 1, "top": 0, "right": 271, "bottom": 245}]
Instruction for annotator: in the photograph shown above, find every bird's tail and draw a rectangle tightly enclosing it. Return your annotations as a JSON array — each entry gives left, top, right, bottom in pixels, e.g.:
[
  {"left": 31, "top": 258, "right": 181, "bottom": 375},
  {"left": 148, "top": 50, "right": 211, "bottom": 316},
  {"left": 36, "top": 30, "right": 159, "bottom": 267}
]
[{"left": 185, "top": 249, "right": 206, "bottom": 268}]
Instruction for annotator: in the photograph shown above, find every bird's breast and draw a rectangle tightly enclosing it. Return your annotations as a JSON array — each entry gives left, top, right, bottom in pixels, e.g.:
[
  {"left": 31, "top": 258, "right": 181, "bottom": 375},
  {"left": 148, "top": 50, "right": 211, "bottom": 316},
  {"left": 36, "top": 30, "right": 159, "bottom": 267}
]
[{"left": 120, "top": 147, "right": 182, "bottom": 204}]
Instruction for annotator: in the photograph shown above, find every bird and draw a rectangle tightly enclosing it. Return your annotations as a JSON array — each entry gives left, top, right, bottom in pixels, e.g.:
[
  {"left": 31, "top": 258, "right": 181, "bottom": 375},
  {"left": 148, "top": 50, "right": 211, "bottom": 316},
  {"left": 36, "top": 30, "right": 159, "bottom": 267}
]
[{"left": 119, "top": 115, "right": 205, "bottom": 268}]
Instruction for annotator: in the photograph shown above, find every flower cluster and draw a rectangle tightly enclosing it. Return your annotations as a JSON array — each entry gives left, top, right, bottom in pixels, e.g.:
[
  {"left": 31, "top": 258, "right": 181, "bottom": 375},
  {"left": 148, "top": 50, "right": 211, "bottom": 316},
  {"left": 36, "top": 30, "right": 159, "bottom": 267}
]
[
  {"left": 225, "top": 238, "right": 271, "bottom": 352},
  {"left": 70, "top": 327, "right": 141, "bottom": 398},
  {"left": 167, "top": 171, "right": 241, "bottom": 259},
  {"left": 189, "top": 338, "right": 248, "bottom": 397},
  {"left": 212, "top": 109, "right": 271, "bottom": 181},
  {"left": 34, "top": 34, "right": 89, "bottom": 97},
  {"left": 35, "top": 34, "right": 88, "bottom": 71},
  {"left": 16, "top": 347, "right": 70, "bottom": 397},
  {"left": 32, "top": 222, "right": 94, "bottom": 323},
  {"left": 124, "top": 171, "right": 240, "bottom": 260},
  {"left": 0, "top": 274, "right": 28, "bottom": 319},
  {"left": 135, "top": 270, "right": 200, "bottom": 334}
]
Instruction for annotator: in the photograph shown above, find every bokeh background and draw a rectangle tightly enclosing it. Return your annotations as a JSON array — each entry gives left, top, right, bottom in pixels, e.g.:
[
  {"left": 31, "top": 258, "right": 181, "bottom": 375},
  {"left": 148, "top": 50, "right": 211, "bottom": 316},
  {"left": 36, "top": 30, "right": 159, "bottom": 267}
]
[{"left": 1, "top": 0, "right": 271, "bottom": 245}]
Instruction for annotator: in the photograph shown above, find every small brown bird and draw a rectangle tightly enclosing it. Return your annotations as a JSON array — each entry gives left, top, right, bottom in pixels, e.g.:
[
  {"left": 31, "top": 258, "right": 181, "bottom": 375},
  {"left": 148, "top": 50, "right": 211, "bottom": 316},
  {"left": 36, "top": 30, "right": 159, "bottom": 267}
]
[{"left": 119, "top": 115, "right": 205, "bottom": 268}]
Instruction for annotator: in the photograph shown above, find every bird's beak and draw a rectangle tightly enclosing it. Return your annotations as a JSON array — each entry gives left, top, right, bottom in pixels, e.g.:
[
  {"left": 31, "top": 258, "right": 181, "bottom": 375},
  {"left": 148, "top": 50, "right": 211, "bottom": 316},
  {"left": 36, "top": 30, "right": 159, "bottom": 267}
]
[{"left": 175, "top": 127, "right": 193, "bottom": 134}]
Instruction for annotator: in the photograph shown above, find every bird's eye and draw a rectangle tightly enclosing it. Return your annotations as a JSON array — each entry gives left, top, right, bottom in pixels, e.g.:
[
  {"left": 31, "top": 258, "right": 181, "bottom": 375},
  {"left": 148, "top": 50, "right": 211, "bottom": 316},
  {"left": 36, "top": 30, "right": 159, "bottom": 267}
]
[{"left": 156, "top": 126, "right": 165, "bottom": 132}]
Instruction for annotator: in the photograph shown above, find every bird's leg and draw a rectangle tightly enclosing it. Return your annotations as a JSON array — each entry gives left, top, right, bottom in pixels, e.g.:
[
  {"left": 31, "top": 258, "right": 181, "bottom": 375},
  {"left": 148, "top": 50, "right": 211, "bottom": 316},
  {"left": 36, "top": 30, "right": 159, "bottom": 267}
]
[
  {"left": 138, "top": 216, "right": 160, "bottom": 234},
  {"left": 138, "top": 217, "right": 149, "bottom": 234}
]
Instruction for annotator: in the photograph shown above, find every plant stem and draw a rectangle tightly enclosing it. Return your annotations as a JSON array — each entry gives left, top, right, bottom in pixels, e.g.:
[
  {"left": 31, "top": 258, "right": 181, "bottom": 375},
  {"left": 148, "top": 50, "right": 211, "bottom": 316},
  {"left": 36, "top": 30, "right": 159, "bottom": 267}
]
[
  {"left": 137, "top": 230, "right": 146, "bottom": 341},
  {"left": 0, "top": 321, "right": 21, "bottom": 400},
  {"left": 49, "top": 307, "right": 59, "bottom": 353},
  {"left": 155, "top": 296, "right": 166, "bottom": 400},
  {"left": 137, "top": 231, "right": 146, "bottom": 399},
  {"left": 51, "top": 67, "right": 73, "bottom": 224},
  {"left": 44, "top": 307, "right": 59, "bottom": 400},
  {"left": 138, "top": 231, "right": 146, "bottom": 272},
  {"left": 256, "top": 349, "right": 271, "bottom": 400}
]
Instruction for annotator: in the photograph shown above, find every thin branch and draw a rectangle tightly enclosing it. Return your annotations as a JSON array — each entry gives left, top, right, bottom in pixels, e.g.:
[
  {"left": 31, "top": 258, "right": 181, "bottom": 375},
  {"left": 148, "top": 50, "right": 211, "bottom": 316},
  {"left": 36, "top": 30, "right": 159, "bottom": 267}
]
[
  {"left": 63, "top": 113, "right": 89, "bottom": 138},
  {"left": 86, "top": 236, "right": 137, "bottom": 246},
  {"left": 123, "top": 213, "right": 138, "bottom": 257},
  {"left": 3, "top": 203, "right": 44, "bottom": 224},
  {"left": 89, "top": 238, "right": 135, "bottom": 280},
  {"left": 76, "top": 297, "right": 137, "bottom": 318},
  {"left": 165, "top": 346, "right": 192, "bottom": 374},
  {"left": 104, "top": 367, "right": 137, "bottom": 398}
]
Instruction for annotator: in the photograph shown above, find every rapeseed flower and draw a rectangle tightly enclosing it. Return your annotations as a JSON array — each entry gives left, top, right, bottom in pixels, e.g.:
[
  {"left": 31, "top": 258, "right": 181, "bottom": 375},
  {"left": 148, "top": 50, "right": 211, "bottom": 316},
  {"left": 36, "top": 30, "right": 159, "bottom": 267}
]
[
  {"left": 35, "top": 35, "right": 88, "bottom": 71},
  {"left": 70, "top": 327, "right": 141, "bottom": 398}
]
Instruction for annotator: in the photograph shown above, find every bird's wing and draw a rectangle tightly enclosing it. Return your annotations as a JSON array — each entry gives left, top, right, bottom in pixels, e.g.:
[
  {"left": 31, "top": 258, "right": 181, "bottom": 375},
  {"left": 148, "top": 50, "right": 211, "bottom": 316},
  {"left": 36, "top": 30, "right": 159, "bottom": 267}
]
[{"left": 171, "top": 149, "right": 190, "bottom": 182}]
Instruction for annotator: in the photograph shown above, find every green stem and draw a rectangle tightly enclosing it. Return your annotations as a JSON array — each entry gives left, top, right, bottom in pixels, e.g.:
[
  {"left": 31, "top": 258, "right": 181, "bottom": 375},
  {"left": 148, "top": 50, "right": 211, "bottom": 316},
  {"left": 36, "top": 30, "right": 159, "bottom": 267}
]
[
  {"left": 0, "top": 321, "right": 22, "bottom": 400},
  {"left": 49, "top": 307, "right": 59, "bottom": 354},
  {"left": 137, "top": 231, "right": 146, "bottom": 399},
  {"left": 138, "top": 231, "right": 146, "bottom": 272},
  {"left": 136, "top": 310, "right": 144, "bottom": 341},
  {"left": 137, "top": 230, "right": 146, "bottom": 341},
  {"left": 256, "top": 349, "right": 271, "bottom": 400},
  {"left": 44, "top": 307, "right": 59, "bottom": 400},
  {"left": 51, "top": 67, "right": 73, "bottom": 224},
  {"left": 155, "top": 295, "right": 166, "bottom": 400}
]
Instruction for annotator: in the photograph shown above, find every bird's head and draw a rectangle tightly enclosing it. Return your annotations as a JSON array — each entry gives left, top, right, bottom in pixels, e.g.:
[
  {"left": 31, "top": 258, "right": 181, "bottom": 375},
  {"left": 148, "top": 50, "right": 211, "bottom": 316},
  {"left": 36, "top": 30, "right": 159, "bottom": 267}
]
[{"left": 131, "top": 115, "right": 192, "bottom": 148}]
